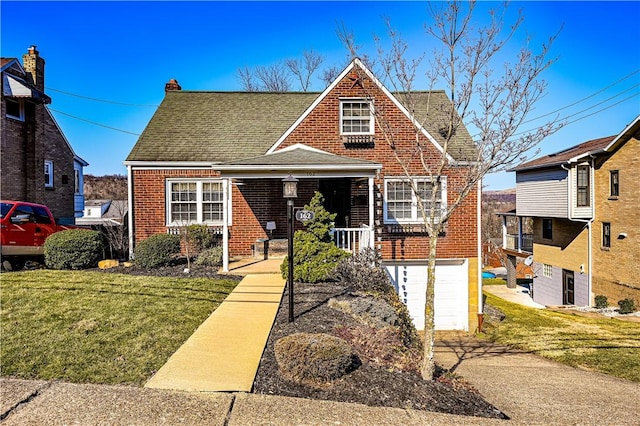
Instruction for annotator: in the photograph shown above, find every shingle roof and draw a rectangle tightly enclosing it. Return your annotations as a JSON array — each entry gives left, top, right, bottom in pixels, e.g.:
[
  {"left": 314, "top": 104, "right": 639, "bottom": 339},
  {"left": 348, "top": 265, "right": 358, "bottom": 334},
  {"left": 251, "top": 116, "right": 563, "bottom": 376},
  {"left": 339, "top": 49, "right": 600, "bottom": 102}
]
[
  {"left": 513, "top": 136, "right": 615, "bottom": 171},
  {"left": 126, "top": 89, "right": 475, "bottom": 163},
  {"left": 218, "top": 145, "right": 381, "bottom": 170},
  {"left": 127, "top": 91, "right": 319, "bottom": 163}
]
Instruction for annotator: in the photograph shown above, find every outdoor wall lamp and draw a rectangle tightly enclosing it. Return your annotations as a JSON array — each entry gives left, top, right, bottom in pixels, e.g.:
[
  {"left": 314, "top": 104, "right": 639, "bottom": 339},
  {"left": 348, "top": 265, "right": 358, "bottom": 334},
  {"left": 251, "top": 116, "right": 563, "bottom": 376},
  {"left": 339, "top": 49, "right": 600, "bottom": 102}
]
[
  {"left": 282, "top": 174, "right": 298, "bottom": 322},
  {"left": 282, "top": 174, "right": 298, "bottom": 199}
]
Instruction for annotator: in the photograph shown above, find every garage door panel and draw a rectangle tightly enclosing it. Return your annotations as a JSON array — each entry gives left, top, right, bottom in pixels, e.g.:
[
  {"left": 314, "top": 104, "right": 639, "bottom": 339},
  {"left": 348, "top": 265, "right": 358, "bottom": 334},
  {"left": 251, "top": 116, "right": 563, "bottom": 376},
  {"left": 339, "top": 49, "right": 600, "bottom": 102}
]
[{"left": 385, "top": 261, "right": 468, "bottom": 331}]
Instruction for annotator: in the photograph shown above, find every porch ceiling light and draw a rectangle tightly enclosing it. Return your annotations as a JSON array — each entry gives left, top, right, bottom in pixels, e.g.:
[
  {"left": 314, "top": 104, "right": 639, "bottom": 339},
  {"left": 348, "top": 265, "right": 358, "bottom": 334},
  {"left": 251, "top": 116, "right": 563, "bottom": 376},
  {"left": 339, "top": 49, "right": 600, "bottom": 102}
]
[{"left": 282, "top": 175, "right": 299, "bottom": 199}]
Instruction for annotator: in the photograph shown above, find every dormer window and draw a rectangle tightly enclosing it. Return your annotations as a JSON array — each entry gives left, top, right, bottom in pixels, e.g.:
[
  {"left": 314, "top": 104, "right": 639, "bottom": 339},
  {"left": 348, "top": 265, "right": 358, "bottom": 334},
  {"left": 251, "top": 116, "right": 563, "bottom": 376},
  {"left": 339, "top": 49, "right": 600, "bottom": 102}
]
[
  {"left": 576, "top": 165, "right": 590, "bottom": 207},
  {"left": 340, "top": 99, "right": 373, "bottom": 135}
]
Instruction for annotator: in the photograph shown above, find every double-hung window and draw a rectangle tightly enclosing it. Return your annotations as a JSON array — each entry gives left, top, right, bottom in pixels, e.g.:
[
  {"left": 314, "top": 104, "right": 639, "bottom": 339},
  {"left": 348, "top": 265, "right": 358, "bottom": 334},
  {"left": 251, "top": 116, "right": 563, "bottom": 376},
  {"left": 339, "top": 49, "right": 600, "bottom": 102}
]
[
  {"left": 340, "top": 99, "right": 374, "bottom": 135},
  {"left": 610, "top": 170, "right": 619, "bottom": 197},
  {"left": 166, "top": 179, "right": 230, "bottom": 226},
  {"left": 44, "top": 160, "right": 54, "bottom": 188},
  {"left": 576, "top": 165, "right": 590, "bottom": 207},
  {"left": 384, "top": 177, "right": 447, "bottom": 224},
  {"left": 602, "top": 222, "right": 611, "bottom": 248}
]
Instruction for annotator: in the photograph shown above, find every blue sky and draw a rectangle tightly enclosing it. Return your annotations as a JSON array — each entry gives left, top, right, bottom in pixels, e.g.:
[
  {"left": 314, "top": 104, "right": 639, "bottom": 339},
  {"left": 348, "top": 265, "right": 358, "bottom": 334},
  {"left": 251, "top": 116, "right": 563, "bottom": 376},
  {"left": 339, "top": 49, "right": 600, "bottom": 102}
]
[{"left": 2, "top": 1, "right": 639, "bottom": 190}]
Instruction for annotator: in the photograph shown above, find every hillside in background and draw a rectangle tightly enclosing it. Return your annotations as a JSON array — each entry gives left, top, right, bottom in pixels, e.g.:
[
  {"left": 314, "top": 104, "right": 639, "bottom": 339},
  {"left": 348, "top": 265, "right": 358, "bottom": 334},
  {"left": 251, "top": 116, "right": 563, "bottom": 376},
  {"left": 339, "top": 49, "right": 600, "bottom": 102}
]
[
  {"left": 482, "top": 189, "right": 516, "bottom": 242},
  {"left": 84, "top": 174, "right": 128, "bottom": 200}
]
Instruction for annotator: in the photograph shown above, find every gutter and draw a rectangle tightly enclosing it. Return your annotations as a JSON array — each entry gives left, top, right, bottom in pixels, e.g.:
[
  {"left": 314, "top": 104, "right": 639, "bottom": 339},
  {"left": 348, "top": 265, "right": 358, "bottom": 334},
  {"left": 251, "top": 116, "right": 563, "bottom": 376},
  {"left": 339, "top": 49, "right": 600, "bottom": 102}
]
[
  {"left": 477, "top": 179, "right": 484, "bottom": 332},
  {"left": 127, "top": 164, "right": 135, "bottom": 260}
]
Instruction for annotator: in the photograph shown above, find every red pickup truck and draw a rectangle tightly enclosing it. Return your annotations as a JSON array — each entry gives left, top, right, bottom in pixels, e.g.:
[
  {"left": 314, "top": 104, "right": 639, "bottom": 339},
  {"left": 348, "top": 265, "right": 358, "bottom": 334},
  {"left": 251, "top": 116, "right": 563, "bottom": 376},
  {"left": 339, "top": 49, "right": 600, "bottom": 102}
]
[{"left": 1, "top": 200, "right": 75, "bottom": 270}]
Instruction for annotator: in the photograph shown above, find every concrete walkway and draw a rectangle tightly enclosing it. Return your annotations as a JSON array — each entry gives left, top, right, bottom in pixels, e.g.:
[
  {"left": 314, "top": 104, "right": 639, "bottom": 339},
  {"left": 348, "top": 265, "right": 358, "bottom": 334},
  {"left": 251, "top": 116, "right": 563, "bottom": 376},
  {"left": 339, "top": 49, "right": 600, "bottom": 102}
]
[
  {"left": 484, "top": 283, "right": 545, "bottom": 309},
  {"left": 145, "top": 273, "right": 285, "bottom": 392},
  {"left": 434, "top": 333, "right": 640, "bottom": 425}
]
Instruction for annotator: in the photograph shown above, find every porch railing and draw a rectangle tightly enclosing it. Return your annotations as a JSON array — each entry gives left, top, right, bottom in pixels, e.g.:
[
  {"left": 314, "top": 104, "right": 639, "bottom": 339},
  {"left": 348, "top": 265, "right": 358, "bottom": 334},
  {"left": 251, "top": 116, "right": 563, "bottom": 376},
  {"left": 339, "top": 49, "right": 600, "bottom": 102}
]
[
  {"left": 331, "top": 225, "right": 373, "bottom": 253},
  {"left": 505, "top": 233, "right": 533, "bottom": 253}
]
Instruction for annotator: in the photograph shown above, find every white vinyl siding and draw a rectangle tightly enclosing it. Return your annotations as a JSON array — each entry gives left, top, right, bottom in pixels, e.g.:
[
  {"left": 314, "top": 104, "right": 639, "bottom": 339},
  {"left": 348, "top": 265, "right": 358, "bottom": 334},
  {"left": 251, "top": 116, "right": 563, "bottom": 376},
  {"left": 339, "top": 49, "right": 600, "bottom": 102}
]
[
  {"left": 515, "top": 169, "right": 568, "bottom": 218},
  {"left": 570, "top": 164, "right": 594, "bottom": 219},
  {"left": 166, "top": 179, "right": 231, "bottom": 226}
]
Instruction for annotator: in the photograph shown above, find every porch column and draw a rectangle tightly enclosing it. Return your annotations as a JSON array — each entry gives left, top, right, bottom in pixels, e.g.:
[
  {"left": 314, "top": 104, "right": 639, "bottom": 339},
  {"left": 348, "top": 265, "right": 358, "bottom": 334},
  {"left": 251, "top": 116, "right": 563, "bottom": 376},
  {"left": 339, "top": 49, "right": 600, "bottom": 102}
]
[
  {"left": 222, "top": 179, "right": 229, "bottom": 272},
  {"left": 502, "top": 215, "right": 508, "bottom": 249},
  {"left": 517, "top": 216, "right": 523, "bottom": 252},
  {"left": 368, "top": 176, "right": 375, "bottom": 248}
]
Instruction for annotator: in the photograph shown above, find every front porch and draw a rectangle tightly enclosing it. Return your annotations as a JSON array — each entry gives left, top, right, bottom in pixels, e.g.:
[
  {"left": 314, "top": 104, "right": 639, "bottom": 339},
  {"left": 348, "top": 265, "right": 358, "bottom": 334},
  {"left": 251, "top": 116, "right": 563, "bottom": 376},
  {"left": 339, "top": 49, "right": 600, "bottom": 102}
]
[{"left": 215, "top": 144, "right": 382, "bottom": 272}]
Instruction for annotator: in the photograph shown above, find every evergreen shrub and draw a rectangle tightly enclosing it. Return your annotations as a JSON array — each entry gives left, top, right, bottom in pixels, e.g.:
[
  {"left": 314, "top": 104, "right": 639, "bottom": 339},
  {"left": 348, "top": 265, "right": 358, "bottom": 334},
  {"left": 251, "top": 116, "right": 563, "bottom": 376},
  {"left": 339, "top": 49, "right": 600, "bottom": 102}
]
[
  {"left": 44, "top": 229, "right": 104, "bottom": 270},
  {"left": 134, "top": 233, "right": 181, "bottom": 269}
]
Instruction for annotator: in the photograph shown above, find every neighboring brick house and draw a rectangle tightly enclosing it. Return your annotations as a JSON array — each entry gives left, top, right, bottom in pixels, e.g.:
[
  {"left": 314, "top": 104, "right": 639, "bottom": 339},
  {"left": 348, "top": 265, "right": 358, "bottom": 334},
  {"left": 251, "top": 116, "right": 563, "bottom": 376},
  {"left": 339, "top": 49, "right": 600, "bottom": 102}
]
[
  {"left": 506, "top": 115, "right": 639, "bottom": 306},
  {"left": 1, "top": 46, "right": 88, "bottom": 223},
  {"left": 125, "top": 59, "right": 481, "bottom": 331}
]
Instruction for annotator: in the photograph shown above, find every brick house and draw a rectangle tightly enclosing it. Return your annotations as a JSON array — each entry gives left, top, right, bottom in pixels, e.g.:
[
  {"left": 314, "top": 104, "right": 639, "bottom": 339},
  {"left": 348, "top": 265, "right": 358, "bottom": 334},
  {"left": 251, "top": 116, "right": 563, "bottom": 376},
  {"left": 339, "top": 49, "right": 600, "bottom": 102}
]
[
  {"left": 125, "top": 59, "right": 482, "bottom": 331},
  {"left": 506, "top": 115, "right": 640, "bottom": 306},
  {"left": 1, "top": 46, "right": 88, "bottom": 223}
]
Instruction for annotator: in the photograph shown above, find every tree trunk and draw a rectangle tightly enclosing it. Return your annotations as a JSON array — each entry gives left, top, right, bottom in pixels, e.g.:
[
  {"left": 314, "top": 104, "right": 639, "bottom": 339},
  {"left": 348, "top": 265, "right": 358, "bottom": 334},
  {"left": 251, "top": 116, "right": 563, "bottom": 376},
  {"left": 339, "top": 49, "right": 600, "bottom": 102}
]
[{"left": 421, "top": 234, "right": 439, "bottom": 380}]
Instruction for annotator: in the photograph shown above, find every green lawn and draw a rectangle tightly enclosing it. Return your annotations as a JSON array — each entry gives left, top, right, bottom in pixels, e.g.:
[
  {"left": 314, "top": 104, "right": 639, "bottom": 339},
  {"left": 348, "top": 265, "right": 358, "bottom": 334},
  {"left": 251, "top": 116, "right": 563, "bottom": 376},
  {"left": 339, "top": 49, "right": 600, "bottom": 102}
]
[
  {"left": 0, "top": 270, "right": 238, "bottom": 385},
  {"left": 483, "top": 292, "right": 640, "bottom": 382}
]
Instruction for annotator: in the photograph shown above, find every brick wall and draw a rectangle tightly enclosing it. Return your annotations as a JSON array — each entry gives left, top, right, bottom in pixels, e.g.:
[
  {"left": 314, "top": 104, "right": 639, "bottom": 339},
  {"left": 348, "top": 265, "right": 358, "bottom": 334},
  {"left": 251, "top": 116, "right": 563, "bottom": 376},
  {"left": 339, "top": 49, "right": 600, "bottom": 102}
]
[
  {"left": 592, "top": 134, "right": 640, "bottom": 302},
  {"left": 1, "top": 98, "right": 75, "bottom": 222},
  {"left": 276, "top": 68, "right": 478, "bottom": 260}
]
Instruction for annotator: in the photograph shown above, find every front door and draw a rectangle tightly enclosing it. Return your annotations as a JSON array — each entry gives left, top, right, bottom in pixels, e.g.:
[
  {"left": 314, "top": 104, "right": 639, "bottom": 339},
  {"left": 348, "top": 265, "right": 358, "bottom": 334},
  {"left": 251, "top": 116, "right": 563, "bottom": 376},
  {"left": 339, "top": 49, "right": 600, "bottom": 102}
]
[
  {"left": 563, "top": 269, "right": 575, "bottom": 305},
  {"left": 319, "top": 178, "right": 351, "bottom": 227}
]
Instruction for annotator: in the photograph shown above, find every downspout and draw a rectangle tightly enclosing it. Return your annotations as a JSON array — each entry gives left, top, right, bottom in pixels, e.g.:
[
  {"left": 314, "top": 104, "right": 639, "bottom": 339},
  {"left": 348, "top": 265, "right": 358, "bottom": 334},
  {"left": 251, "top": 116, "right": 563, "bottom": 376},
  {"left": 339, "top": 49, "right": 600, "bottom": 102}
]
[
  {"left": 127, "top": 165, "right": 134, "bottom": 260},
  {"left": 368, "top": 176, "right": 375, "bottom": 249},
  {"left": 222, "top": 179, "right": 229, "bottom": 272},
  {"left": 477, "top": 179, "right": 483, "bottom": 332}
]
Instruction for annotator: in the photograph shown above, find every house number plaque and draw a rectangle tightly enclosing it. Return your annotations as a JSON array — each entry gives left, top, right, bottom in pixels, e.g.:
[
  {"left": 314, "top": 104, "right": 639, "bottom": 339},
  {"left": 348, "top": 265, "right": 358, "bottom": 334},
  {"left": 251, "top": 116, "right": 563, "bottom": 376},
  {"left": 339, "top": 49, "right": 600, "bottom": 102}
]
[{"left": 295, "top": 210, "right": 315, "bottom": 222}]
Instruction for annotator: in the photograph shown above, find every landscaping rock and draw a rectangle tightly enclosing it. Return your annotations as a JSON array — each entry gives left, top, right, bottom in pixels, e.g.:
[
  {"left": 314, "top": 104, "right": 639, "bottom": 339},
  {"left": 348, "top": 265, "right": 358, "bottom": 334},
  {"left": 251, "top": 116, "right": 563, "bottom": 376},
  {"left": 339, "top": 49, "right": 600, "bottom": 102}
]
[
  {"left": 98, "top": 259, "right": 120, "bottom": 269},
  {"left": 328, "top": 294, "right": 398, "bottom": 328},
  {"left": 274, "top": 333, "right": 360, "bottom": 383}
]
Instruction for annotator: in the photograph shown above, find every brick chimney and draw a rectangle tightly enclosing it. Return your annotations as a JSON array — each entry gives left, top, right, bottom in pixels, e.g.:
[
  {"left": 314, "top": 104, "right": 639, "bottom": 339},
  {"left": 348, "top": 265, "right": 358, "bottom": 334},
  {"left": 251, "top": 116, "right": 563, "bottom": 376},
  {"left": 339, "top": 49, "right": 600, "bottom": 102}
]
[
  {"left": 165, "top": 78, "right": 182, "bottom": 92},
  {"left": 22, "top": 45, "right": 45, "bottom": 92}
]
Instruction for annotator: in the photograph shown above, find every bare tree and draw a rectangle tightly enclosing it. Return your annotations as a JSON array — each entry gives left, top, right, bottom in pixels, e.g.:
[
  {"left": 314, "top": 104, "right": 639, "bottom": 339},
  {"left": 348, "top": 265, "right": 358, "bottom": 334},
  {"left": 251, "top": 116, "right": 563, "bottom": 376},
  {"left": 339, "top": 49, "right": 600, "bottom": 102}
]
[
  {"left": 255, "top": 63, "right": 291, "bottom": 92},
  {"left": 342, "top": 0, "right": 561, "bottom": 379},
  {"left": 286, "top": 50, "right": 324, "bottom": 91},
  {"left": 237, "top": 66, "right": 259, "bottom": 92}
]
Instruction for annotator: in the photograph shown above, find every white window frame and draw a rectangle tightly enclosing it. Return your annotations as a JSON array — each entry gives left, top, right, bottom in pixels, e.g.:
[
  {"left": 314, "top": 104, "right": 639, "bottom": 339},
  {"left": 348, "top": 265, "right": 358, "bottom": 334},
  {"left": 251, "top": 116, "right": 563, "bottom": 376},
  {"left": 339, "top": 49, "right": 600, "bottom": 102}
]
[
  {"left": 339, "top": 98, "right": 374, "bottom": 135},
  {"left": 166, "top": 179, "right": 232, "bottom": 226},
  {"left": 383, "top": 177, "right": 447, "bottom": 224},
  {"left": 543, "top": 263, "right": 553, "bottom": 278},
  {"left": 44, "top": 160, "right": 54, "bottom": 188},
  {"left": 5, "top": 98, "right": 24, "bottom": 121}
]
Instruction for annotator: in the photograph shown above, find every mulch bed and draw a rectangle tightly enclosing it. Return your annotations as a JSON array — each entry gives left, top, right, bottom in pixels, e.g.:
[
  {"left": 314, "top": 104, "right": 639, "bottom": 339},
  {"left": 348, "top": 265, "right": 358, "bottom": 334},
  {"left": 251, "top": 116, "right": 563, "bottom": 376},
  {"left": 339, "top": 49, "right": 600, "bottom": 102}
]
[{"left": 254, "top": 281, "right": 506, "bottom": 419}]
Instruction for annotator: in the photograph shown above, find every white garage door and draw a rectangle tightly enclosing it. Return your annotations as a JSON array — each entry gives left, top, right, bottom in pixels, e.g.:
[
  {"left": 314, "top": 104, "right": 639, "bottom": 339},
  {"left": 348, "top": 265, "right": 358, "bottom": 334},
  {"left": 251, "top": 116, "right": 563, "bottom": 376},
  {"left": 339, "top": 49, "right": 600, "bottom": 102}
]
[{"left": 384, "top": 259, "right": 468, "bottom": 331}]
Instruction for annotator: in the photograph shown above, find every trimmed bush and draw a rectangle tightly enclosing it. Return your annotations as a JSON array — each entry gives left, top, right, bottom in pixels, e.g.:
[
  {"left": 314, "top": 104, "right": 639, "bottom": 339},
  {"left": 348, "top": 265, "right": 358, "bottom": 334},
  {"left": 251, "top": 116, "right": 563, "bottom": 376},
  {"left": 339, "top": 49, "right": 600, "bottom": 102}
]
[
  {"left": 333, "top": 248, "right": 390, "bottom": 293},
  {"left": 194, "top": 247, "right": 223, "bottom": 267},
  {"left": 618, "top": 298, "right": 636, "bottom": 314},
  {"left": 274, "top": 333, "right": 360, "bottom": 383},
  {"left": 594, "top": 295, "right": 608, "bottom": 309},
  {"left": 187, "top": 224, "right": 217, "bottom": 252},
  {"left": 134, "top": 233, "right": 181, "bottom": 269},
  {"left": 44, "top": 229, "right": 104, "bottom": 270}
]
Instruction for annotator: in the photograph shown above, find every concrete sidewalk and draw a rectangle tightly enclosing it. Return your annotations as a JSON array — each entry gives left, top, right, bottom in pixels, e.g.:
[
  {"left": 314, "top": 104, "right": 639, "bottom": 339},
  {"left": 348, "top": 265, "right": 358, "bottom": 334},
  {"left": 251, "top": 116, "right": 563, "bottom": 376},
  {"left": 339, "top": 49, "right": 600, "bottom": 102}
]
[{"left": 145, "top": 273, "right": 285, "bottom": 392}]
